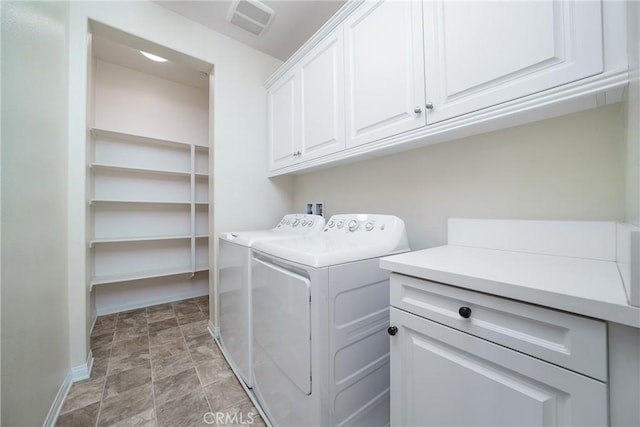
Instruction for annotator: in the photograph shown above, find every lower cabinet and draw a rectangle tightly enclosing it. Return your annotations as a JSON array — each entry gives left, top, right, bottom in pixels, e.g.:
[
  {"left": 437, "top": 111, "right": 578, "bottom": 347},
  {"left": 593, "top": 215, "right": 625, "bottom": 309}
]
[{"left": 389, "top": 274, "right": 608, "bottom": 427}]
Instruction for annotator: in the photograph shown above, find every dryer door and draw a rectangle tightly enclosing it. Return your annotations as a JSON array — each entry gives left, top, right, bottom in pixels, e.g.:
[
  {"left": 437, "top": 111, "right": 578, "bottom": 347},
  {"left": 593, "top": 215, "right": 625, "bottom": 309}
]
[{"left": 253, "top": 257, "right": 312, "bottom": 395}]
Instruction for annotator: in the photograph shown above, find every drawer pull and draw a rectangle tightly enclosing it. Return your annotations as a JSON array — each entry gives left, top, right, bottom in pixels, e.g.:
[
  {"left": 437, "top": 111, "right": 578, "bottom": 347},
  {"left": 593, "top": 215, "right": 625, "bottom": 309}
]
[
  {"left": 388, "top": 326, "right": 398, "bottom": 336},
  {"left": 458, "top": 306, "right": 472, "bottom": 319}
]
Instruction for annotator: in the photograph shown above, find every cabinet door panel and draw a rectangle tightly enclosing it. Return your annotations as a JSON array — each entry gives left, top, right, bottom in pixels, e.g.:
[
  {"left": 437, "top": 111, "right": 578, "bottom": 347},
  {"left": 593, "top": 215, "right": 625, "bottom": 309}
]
[
  {"left": 345, "top": 0, "right": 425, "bottom": 148},
  {"left": 268, "top": 72, "right": 297, "bottom": 169},
  {"left": 390, "top": 308, "right": 607, "bottom": 427},
  {"left": 424, "top": 0, "right": 603, "bottom": 123},
  {"left": 300, "top": 31, "right": 345, "bottom": 161}
]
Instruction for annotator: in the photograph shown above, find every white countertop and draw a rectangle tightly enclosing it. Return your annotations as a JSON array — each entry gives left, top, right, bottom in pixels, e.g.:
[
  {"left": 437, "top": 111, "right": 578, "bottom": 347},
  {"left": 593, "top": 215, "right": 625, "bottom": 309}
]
[{"left": 380, "top": 245, "right": 640, "bottom": 328}]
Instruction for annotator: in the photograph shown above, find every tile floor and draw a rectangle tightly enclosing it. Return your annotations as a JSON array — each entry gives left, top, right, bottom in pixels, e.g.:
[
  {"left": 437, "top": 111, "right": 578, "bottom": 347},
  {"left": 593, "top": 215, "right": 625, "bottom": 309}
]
[{"left": 56, "top": 296, "right": 265, "bottom": 427}]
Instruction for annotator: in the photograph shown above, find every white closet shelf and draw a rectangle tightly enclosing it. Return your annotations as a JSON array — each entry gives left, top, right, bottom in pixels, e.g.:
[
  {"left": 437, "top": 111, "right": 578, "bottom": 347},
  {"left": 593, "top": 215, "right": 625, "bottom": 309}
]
[
  {"left": 90, "top": 163, "right": 191, "bottom": 177},
  {"left": 90, "top": 127, "right": 196, "bottom": 149},
  {"left": 89, "top": 235, "right": 193, "bottom": 248},
  {"left": 90, "top": 199, "right": 192, "bottom": 205},
  {"left": 195, "top": 264, "right": 209, "bottom": 272},
  {"left": 195, "top": 234, "right": 209, "bottom": 239},
  {"left": 91, "top": 266, "right": 202, "bottom": 287}
]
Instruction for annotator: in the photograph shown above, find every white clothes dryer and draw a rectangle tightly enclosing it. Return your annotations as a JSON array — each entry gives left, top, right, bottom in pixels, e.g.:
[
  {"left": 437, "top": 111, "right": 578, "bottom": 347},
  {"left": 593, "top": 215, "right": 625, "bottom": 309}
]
[
  {"left": 218, "top": 214, "right": 325, "bottom": 388},
  {"left": 251, "top": 214, "right": 409, "bottom": 426}
]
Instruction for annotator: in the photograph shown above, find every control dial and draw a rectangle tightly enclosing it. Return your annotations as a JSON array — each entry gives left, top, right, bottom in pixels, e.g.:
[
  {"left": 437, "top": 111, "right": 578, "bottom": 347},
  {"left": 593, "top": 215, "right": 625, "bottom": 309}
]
[
  {"left": 337, "top": 220, "right": 344, "bottom": 229},
  {"left": 348, "top": 220, "right": 359, "bottom": 232},
  {"left": 328, "top": 221, "right": 335, "bottom": 228},
  {"left": 365, "top": 222, "right": 374, "bottom": 231},
  {"left": 292, "top": 219, "right": 300, "bottom": 227}
]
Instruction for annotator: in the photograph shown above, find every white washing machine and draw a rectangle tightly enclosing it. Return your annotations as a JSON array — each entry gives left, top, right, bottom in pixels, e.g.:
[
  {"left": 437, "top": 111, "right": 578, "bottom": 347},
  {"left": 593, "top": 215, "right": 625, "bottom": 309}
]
[
  {"left": 218, "top": 214, "right": 325, "bottom": 388},
  {"left": 251, "top": 214, "right": 409, "bottom": 427}
]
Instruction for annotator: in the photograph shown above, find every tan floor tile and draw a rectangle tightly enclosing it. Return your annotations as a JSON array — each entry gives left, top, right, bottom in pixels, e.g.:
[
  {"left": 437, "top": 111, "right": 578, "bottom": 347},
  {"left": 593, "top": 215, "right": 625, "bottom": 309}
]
[
  {"left": 153, "top": 367, "right": 201, "bottom": 406},
  {"left": 148, "top": 317, "right": 179, "bottom": 333},
  {"left": 60, "top": 378, "right": 105, "bottom": 414},
  {"left": 156, "top": 388, "right": 211, "bottom": 427},
  {"left": 97, "top": 383, "right": 154, "bottom": 426},
  {"left": 114, "top": 325, "right": 148, "bottom": 342},
  {"left": 90, "top": 331, "right": 114, "bottom": 351},
  {"left": 150, "top": 336, "right": 187, "bottom": 358},
  {"left": 149, "top": 326, "right": 183, "bottom": 347},
  {"left": 108, "top": 353, "right": 151, "bottom": 377},
  {"left": 173, "top": 301, "right": 201, "bottom": 317},
  {"left": 111, "top": 336, "right": 149, "bottom": 357},
  {"left": 117, "top": 313, "right": 148, "bottom": 328},
  {"left": 147, "top": 302, "right": 173, "bottom": 313},
  {"left": 147, "top": 308, "right": 175, "bottom": 324},
  {"left": 91, "top": 321, "right": 116, "bottom": 338},
  {"left": 177, "top": 311, "right": 207, "bottom": 326},
  {"left": 181, "top": 321, "right": 210, "bottom": 341},
  {"left": 91, "top": 354, "right": 109, "bottom": 380},
  {"left": 188, "top": 338, "right": 223, "bottom": 364},
  {"left": 104, "top": 365, "right": 152, "bottom": 400},
  {"left": 151, "top": 348, "right": 193, "bottom": 381},
  {"left": 108, "top": 408, "right": 155, "bottom": 427},
  {"left": 194, "top": 357, "right": 234, "bottom": 386},
  {"left": 56, "top": 401, "right": 100, "bottom": 427},
  {"left": 119, "top": 308, "right": 148, "bottom": 318},
  {"left": 202, "top": 375, "right": 248, "bottom": 412}
]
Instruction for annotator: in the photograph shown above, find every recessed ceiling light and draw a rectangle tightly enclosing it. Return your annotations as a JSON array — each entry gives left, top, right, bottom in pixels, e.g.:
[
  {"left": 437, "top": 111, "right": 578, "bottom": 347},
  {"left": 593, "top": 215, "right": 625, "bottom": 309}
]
[{"left": 140, "top": 51, "right": 168, "bottom": 62}]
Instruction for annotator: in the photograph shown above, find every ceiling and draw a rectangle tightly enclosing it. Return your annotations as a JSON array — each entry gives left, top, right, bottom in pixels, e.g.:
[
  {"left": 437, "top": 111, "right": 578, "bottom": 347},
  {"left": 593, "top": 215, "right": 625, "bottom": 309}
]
[
  {"left": 154, "top": 0, "right": 346, "bottom": 61},
  {"left": 92, "top": 35, "right": 210, "bottom": 90}
]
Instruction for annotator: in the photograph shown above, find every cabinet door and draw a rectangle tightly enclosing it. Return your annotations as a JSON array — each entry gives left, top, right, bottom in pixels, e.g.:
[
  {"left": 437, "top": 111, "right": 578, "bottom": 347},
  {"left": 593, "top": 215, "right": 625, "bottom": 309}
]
[
  {"left": 268, "top": 71, "right": 298, "bottom": 170},
  {"left": 390, "top": 308, "right": 607, "bottom": 427},
  {"left": 299, "top": 29, "right": 346, "bottom": 162},
  {"left": 423, "top": 0, "right": 603, "bottom": 123},
  {"left": 344, "top": 0, "right": 426, "bottom": 148}
]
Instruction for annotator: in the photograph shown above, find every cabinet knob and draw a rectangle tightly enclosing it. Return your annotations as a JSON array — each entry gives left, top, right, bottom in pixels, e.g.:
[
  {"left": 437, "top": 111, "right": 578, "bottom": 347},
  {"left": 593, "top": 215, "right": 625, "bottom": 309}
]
[
  {"left": 387, "top": 326, "right": 398, "bottom": 336},
  {"left": 414, "top": 106, "right": 422, "bottom": 114},
  {"left": 458, "top": 306, "right": 472, "bottom": 319},
  {"left": 425, "top": 102, "right": 434, "bottom": 110}
]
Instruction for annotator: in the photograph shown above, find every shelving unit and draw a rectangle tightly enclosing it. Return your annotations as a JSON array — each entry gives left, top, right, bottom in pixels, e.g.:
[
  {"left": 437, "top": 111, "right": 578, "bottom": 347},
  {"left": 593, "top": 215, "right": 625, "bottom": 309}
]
[{"left": 88, "top": 127, "right": 209, "bottom": 289}]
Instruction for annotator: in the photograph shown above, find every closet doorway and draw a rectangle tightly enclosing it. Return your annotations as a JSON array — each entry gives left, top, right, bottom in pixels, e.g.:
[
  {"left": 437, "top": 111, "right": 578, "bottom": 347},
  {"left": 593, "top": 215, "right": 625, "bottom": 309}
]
[{"left": 86, "top": 24, "right": 213, "bottom": 316}]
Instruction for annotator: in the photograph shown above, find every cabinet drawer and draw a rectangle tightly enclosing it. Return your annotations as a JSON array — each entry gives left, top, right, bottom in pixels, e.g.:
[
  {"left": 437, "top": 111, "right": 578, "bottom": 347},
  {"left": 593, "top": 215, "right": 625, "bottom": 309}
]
[{"left": 390, "top": 273, "right": 607, "bottom": 381}]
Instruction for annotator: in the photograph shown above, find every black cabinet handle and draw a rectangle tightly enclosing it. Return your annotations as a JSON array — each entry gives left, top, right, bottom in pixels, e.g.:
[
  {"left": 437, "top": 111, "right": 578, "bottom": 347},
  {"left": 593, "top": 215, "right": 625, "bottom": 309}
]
[
  {"left": 458, "top": 306, "right": 472, "bottom": 318},
  {"left": 387, "top": 326, "right": 398, "bottom": 336}
]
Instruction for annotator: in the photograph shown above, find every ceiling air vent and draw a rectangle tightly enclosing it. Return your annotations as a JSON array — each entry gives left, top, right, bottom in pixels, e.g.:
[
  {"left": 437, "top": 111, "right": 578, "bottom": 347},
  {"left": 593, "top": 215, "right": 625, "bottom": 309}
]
[{"left": 227, "top": 0, "right": 275, "bottom": 37}]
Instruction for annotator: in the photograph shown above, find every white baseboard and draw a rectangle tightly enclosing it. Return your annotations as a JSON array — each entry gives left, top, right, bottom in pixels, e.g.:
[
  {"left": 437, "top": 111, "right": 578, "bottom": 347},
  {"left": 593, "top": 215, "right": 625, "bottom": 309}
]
[
  {"left": 207, "top": 320, "right": 220, "bottom": 339},
  {"left": 71, "top": 350, "right": 93, "bottom": 382},
  {"left": 42, "top": 370, "right": 72, "bottom": 427}
]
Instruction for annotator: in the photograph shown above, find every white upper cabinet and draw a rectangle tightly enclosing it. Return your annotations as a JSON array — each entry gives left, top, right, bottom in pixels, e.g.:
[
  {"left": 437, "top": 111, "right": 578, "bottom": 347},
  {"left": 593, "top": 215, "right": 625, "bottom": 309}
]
[
  {"left": 299, "top": 30, "right": 346, "bottom": 160},
  {"left": 344, "top": 0, "right": 426, "bottom": 148},
  {"left": 423, "top": 0, "right": 604, "bottom": 123},
  {"left": 269, "top": 30, "right": 345, "bottom": 170},
  {"left": 268, "top": 71, "right": 297, "bottom": 170},
  {"left": 265, "top": 0, "right": 625, "bottom": 175}
]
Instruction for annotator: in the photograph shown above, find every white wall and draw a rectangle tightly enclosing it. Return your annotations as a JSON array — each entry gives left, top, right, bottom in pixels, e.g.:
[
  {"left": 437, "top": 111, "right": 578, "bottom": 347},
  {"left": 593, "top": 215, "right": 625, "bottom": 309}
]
[
  {"left": 626, "top": 0, "right": 640, "bottom": 226},
  {"left": 293, "top": 104, "right": 626, "bottom": 250},
  {"left": 1, "top": 2, "right": 71, "bottom": 425},
  {"left": 67, "top": 1, "right": 292, "bottom": 366},
  {"left": 93, "top": 59, "right": 209, "bottom": 144}
]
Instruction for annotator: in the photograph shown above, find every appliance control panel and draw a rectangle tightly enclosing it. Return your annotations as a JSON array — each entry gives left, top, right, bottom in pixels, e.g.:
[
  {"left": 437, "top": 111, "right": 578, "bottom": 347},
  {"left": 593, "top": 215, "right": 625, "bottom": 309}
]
[
  {"left": 323, "top": 214, "right": 402, "bottom": 235},
  {"left": 273, "top": 214, "right": 325, "bottom": 233}
]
